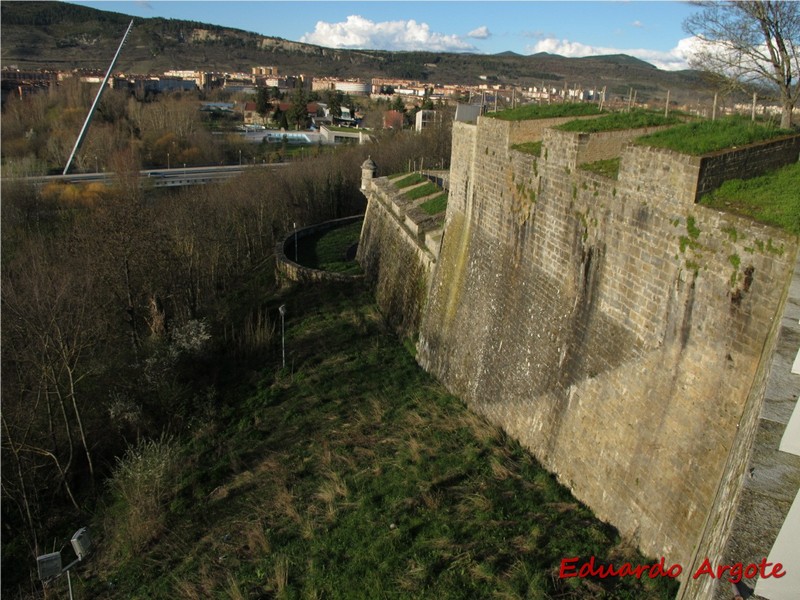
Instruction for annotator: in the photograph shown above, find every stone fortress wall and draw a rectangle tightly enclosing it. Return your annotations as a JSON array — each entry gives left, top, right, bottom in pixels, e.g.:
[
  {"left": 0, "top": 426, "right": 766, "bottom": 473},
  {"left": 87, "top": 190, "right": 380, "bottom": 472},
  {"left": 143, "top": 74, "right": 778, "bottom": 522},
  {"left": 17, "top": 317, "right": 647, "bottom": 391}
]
[{"left": 358, "top": 114, "right": 799, "bottom": 598}]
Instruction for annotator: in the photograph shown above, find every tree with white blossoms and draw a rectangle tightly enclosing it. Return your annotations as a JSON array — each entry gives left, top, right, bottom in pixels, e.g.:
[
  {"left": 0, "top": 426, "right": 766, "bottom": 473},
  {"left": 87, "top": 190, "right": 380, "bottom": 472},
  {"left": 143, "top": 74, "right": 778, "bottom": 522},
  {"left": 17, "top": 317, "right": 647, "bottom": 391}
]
[{"left": 684, "top": 0, "right": 800, "bottom": 128}]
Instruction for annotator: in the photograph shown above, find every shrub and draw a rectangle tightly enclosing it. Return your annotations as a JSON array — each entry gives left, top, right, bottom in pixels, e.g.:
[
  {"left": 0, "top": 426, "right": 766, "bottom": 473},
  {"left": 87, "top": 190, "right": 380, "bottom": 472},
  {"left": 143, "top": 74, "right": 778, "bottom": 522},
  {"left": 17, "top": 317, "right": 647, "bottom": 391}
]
[{"left": 105, "top": 436, "right": 179, "bottom": 558}]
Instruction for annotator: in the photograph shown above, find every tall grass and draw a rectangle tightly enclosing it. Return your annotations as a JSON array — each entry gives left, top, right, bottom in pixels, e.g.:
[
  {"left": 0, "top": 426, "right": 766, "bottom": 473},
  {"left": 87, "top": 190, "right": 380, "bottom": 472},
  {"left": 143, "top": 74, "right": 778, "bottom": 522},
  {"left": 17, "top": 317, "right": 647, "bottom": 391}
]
[{"left": 104, "top": 436, "right": 179, "bottom": 559}]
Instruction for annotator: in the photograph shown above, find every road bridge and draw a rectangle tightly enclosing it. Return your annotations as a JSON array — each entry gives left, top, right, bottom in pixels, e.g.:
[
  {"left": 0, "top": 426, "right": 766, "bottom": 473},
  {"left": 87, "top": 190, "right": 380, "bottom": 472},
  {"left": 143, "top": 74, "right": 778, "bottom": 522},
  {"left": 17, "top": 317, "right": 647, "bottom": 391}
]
[{"left": 5, "top": 163, "right": 289, "bottom": 189}]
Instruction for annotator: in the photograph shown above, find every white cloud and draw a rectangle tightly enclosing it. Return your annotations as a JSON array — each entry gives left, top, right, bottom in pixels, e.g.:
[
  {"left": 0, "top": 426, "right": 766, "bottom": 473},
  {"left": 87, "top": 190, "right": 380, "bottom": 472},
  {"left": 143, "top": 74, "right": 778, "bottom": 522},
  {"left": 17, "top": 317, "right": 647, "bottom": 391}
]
[
  {"left": 468, "top": 26, "right": 491, "bottom": 40},
  {"left": 300, "top": 15, "right": 475, "bottom": 52},
  {"left": 527, "top": 36, "right": 701, "bottom": 71},
  {"left": 631, "top": 20, "right": 644, "bottom": 28}
]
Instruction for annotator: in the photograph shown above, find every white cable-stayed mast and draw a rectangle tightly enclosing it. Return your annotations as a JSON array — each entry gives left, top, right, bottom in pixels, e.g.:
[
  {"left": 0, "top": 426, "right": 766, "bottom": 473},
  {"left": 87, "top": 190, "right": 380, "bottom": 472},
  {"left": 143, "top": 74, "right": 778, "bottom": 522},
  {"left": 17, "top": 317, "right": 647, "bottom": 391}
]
[{"left": 63, "top": 20, "right": 133, "bottom": 175}]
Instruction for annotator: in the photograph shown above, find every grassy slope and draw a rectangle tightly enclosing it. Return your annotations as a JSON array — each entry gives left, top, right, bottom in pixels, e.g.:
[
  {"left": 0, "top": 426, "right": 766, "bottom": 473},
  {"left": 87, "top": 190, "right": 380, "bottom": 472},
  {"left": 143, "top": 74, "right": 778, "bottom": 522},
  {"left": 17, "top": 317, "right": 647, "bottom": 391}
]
[{"left": 88, "top": 283, "right": 678, "bottom": 600}]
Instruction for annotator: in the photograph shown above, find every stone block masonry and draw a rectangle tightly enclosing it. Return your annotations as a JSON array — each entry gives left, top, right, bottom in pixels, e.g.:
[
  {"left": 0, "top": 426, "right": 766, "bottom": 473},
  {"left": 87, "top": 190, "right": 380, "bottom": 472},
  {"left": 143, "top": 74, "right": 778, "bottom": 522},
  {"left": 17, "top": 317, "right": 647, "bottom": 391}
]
[
  {"left": 357, "top": 176, "right": 439, "bottom": 339},
  {"left": 359, "top": 114, "right": 799, "bottom": 599}
]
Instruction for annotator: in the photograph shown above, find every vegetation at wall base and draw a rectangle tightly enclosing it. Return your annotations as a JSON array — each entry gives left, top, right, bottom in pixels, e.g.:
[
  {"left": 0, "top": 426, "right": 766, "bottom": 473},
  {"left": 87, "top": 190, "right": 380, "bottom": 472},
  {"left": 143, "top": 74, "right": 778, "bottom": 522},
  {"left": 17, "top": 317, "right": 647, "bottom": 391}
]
[
  {"left": 635, "top": 115, "right": 794, "bottom": 155},
  {"left": 490, "top": 103, "right": 604, "bottom": 121},
  {"left": 580, "top": 157, "right": 622, "bottom": 179},
  {"left": 85, "top": 282, "right": 679, "bottom": 600},
  {"left": 557, "top": 109, "right": 680, "bottom": 133},
  {"left": 700, "top": 162, "right": 800, "bottom": 235}
]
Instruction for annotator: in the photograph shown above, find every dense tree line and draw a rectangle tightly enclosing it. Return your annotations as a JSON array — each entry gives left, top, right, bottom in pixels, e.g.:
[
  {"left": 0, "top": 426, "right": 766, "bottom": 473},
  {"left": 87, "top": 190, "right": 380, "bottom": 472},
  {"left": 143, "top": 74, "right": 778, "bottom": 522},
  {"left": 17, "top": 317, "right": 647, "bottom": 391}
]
[{"left": 1, "top": 83, "right": 452, "bottom": 595}]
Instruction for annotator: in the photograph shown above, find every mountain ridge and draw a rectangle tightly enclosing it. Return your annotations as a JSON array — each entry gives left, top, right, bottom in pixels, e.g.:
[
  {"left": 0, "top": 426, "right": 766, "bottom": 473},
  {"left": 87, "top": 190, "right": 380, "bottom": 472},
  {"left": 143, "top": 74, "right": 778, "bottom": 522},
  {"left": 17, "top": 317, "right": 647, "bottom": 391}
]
[{"left": 1, "top": 1, "right": 710, "bottom": 102}]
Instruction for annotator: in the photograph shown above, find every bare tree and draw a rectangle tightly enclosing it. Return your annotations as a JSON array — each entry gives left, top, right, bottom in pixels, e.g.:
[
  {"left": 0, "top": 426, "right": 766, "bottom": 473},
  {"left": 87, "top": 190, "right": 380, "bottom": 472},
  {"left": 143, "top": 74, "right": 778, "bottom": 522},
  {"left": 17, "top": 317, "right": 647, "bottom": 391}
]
[{"left": 684, "top": 0, "right": 799, "bottom": 128}]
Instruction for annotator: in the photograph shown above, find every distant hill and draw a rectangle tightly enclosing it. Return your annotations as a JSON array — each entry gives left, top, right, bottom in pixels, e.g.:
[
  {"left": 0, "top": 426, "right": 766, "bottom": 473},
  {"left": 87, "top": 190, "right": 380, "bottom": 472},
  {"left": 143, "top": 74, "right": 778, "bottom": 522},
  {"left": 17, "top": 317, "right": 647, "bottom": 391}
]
[{"left": 1, "top": 1, "right": 710, "bottom": 103}]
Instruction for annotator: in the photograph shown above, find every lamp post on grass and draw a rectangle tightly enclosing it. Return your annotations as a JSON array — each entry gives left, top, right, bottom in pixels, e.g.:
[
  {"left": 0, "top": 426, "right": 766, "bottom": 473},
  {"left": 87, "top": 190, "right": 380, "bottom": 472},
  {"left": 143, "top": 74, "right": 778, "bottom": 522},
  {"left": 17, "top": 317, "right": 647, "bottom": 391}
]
[
  {"left": 279, "top": 304, "right": 286, "bottom": 369},
  {"left": 37, "top": 527, "right": 91, "bottom": 600},
  {"left": 293, "top": 222, "right": 298, "bottom": 262}
]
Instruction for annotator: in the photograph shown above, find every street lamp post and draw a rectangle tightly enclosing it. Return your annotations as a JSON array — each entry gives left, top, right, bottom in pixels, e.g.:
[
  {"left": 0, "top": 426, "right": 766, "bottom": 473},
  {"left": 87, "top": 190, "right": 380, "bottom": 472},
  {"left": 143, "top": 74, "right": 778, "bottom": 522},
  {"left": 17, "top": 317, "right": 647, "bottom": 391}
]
[
  {"left": 167, "top": 152, "right": 170, "bottom": 170},
  {"left": 279, "top": 305, "right": 286, "bottom": 369},
  {"left": 239, "top": 149, "right": 242, "bottom": 166},
  {"left": 37, "top": 527, "right": 91, "bottom": 600}
]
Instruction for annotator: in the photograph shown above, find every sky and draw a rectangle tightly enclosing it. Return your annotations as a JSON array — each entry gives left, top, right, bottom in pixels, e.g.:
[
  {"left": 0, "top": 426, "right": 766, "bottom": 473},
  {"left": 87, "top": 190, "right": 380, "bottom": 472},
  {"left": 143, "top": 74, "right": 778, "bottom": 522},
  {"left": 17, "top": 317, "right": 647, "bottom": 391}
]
[{"left": 69, "top": 1, "right": 702, "bottom": 71}]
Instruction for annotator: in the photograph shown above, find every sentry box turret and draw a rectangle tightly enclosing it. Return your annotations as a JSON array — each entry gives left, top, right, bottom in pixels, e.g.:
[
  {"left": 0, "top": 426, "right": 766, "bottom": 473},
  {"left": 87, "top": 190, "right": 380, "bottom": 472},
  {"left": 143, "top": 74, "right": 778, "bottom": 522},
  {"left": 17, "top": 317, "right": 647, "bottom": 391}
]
[{"left": 70, "top": 527, "right": 91, "bottom": 561}]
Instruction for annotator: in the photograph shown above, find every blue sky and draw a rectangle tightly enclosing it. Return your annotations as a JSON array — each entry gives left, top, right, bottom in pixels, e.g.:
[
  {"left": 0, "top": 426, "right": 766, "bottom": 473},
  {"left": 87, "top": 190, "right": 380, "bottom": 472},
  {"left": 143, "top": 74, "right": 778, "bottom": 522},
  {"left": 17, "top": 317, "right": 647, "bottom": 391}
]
[{"left": 69, "top": 1, "right": 702, "bottom": 70}]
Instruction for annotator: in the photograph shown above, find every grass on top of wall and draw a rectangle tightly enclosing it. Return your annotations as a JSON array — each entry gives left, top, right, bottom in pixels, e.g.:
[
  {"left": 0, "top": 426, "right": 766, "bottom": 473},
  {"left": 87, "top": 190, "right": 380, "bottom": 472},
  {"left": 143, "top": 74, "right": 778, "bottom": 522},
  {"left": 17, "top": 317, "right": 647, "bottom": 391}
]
[
  {"left": 510, "top": 141, "right": 543, "bottom": 156},
  {"left": 490, "top": 102, "right": 603, "bottom": 121},
  {"left": 700, "top": 162, "right": 800, "bottom": 235},
  {"left": 392, "top": 172, "right": 429, "bottom": 188},
  {"left": 419, "top": 192, "right": 448, "bottom": 215},
  {"left": 635, "top": 115, "right": 793, "bottom": 155},
  {"left": 579, "top": 157, "right": 622, "bottom": 179},
  {"left": 405, "top": 181, "right": 442, "bottom": 201},
  {"left": 557, "top": 110, "right": 680, "bottom": 133}
]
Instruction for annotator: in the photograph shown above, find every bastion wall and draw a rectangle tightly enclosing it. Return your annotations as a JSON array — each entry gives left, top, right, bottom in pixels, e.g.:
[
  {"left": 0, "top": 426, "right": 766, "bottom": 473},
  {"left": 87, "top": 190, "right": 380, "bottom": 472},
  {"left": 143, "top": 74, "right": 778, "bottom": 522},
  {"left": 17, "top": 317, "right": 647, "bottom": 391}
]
[{"left": 358, "top": 115, "right": 799, "bottom": 598}]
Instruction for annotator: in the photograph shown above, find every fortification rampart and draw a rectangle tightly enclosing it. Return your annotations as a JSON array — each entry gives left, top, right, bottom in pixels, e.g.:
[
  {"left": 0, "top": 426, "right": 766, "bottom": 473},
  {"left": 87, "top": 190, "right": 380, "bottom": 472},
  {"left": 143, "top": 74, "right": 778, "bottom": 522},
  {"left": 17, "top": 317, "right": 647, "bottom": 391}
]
[
  {"left": 358, "top": 113, "right": 799, "bottom": 598},
  {"left": 356, "top": 176, "right": 440, "bottom": 337}
]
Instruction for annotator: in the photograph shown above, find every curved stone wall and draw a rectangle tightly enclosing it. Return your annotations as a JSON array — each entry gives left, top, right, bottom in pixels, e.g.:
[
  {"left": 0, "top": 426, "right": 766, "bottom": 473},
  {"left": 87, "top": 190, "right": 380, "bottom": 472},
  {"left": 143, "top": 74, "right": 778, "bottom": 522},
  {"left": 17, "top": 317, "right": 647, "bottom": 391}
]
[{"left": 275, "top": 215, "right": 365, "bottom": 284}]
